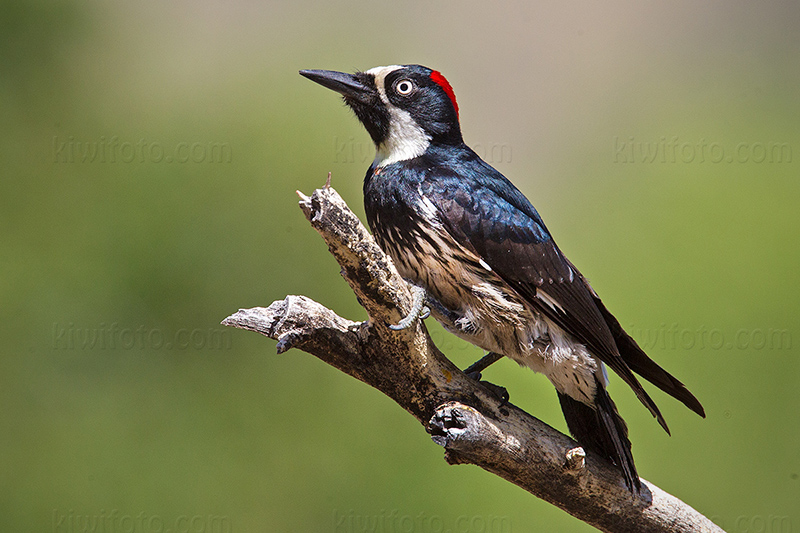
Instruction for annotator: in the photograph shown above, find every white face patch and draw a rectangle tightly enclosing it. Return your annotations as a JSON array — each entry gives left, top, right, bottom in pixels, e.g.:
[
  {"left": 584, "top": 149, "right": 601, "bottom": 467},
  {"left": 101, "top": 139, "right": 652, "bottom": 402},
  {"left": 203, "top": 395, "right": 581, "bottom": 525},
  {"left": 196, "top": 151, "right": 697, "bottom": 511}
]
[
  {"left": 366, "top": 65, "right": 431, "bottom": 167},
  {"left": 366, "top": 65, "right": 404, "bottom": 96}
]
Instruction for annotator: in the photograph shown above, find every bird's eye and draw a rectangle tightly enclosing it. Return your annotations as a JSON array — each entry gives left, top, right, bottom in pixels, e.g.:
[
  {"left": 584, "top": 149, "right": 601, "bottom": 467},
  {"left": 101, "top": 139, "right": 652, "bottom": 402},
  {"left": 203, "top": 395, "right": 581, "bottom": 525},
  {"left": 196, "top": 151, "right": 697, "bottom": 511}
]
[{"left": 395, "top": 79, "right": 415, "bottom": 96}]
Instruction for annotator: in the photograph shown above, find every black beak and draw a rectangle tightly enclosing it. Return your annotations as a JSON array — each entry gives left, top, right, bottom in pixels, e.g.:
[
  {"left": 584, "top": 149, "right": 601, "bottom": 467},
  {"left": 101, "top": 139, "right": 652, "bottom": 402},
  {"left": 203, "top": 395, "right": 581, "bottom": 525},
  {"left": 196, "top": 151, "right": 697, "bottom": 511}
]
[{"left": 299, "top": 69, "right": 373, "bottom": 102}]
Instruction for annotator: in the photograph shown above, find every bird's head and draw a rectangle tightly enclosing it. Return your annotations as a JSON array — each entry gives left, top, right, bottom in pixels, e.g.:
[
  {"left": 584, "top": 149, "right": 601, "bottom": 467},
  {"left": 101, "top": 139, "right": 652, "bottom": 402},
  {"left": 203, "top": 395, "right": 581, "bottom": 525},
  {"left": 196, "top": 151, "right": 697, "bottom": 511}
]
[{"left": 300, "top": 65, "right": 462, "bottom": 166}]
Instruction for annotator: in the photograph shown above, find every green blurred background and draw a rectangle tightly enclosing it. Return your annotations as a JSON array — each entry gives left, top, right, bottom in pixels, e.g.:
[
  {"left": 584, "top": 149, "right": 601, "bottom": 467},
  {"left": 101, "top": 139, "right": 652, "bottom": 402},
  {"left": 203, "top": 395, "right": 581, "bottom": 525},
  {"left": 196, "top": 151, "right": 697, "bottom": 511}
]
[{"left": 2, "top": 1, "right": 798, "bottom": 531}]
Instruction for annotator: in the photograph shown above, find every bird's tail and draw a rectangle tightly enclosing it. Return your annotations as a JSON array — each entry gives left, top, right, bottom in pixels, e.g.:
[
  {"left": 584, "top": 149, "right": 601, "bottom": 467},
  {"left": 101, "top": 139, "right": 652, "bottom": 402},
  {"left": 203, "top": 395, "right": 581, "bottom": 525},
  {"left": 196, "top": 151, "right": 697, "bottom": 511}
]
[
  {"left": 593, "top": 296, "right": 706, "bottom": 419},
  {"left": 558, "top": 376, "right": 640, "bottom": 493}
]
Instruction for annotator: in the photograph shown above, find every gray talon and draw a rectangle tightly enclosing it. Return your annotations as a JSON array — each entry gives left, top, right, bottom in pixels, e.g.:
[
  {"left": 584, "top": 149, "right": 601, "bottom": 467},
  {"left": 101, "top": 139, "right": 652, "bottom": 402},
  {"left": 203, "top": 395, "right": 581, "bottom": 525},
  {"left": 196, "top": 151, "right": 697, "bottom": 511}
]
[{"left": 389, "top": 284, "right": 428, "bottom": 330}]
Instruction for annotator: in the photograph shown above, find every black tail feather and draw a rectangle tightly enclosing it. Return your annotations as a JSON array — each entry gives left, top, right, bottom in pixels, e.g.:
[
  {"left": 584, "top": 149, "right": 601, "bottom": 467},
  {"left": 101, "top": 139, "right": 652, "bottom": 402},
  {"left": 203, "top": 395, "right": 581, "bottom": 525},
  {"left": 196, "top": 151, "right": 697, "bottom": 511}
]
[
  {"left": 593, "top": 296, "right": 706, "bottom": 419},
  {"left": 558, "top": 379, "right": 640, "bottom": 493}
]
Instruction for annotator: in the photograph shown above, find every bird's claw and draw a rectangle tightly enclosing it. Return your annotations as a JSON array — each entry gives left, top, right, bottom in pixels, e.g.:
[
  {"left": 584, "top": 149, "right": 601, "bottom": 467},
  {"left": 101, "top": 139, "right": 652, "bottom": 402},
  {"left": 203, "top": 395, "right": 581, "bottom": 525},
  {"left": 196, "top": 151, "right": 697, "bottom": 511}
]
[
  {"left": 473, "top": 378, "right": 510, "bottom": 407},
  {"left": 389, "top": 284, "right": 429, "bottom": 330},
  {"left": 463, "top": 352, "right": 509, "bottom": 406}
]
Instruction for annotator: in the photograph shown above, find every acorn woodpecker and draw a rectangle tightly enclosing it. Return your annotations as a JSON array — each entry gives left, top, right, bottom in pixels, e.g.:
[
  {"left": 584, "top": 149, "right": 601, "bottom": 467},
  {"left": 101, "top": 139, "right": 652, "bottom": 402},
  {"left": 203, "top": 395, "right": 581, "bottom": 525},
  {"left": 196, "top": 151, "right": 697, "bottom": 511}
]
[{"left": 299, "top": 65, "right": 705, "bottom": 492}]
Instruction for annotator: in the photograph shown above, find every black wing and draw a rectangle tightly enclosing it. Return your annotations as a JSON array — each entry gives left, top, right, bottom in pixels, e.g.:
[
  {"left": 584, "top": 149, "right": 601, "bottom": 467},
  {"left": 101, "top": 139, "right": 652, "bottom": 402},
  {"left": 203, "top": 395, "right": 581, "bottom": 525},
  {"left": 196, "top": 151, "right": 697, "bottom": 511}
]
[{"left": 421, "top": 161, "right": 685, "bottom": 431}]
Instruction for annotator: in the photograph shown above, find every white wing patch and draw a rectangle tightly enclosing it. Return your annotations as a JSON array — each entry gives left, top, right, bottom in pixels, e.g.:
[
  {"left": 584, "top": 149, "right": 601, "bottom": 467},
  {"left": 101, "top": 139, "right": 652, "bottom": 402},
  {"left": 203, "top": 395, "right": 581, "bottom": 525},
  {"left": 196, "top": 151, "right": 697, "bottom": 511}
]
[
  {"left": 535, "top": 289, "right": 565, "bottom": 314},
  {"left": 416, "top": 188, "right": 440, "bottom": 223}
]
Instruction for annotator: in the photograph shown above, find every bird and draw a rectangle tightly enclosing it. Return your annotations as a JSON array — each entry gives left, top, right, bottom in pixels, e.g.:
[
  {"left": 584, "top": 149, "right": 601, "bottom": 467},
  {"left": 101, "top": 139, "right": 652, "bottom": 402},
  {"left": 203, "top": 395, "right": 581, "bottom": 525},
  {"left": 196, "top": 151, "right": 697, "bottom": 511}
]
[{"left": 299, "top": 64, "right": 705, "bottom": 492}]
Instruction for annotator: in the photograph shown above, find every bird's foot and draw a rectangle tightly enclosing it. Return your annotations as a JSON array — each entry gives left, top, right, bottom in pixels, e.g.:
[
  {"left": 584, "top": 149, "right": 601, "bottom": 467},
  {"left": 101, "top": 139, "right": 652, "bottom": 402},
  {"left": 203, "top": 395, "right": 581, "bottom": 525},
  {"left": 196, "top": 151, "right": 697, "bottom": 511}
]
[
  {"left": 479, "top": 381, "right": 510, "bottom": 407},
  {"left": 389, "top": 284, "right": 430, "bottom": 330},
  {"left": 463, "top": 352, "right": 509, "bottom": 407}
]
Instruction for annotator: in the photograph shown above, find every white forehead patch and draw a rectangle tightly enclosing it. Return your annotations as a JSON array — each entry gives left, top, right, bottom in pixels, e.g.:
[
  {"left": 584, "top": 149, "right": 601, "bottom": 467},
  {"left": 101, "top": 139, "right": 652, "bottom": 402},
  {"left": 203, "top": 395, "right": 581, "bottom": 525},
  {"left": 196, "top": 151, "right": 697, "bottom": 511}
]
[
  {"left": 366, "top": 65, "right": 403, "bottom": 103},
  {"left": 365, "top": 65, "right": 431, "bottom": 167}
]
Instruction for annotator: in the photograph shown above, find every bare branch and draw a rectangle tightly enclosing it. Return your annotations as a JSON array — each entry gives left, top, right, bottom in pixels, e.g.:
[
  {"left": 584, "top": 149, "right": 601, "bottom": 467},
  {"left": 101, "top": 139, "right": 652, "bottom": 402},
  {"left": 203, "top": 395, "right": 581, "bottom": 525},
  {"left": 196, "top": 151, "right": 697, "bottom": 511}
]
[{"left": 222, "top": 185, "right": 723, "bottom": 533}]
